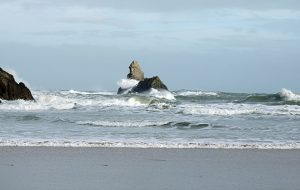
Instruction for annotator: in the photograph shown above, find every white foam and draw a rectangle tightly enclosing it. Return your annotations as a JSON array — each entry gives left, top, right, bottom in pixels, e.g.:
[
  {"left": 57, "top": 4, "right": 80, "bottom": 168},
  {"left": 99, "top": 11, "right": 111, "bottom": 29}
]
[
  {"left": 76, "top": 120, "right": 169, "bottom": 127},
  {"left": 61, "top": 90, "right": 114, "bottom": 95},
  {"left": 0, "top": 91, "right": 147, "bottom": 111},
  {"left": 181, "top": 104, "right": 255, "bottom": 116},
  {"left": 177, "top": 91, "right": 218, "bottom": 96},
  {"left": 148, "top": 88, "right": 176, "bottom": 100},
  {"left": 180, "top": 103, "right": 300, "bottom": 116},
  {"left": 0, "top": 139, "right": 299, "bottom": 149},
  {"left": 279, "top": 88, "right": 300, "bottom": 102},
  {"left": 116, "top": 79, "right": 175, "bottom": 100},
  {"left": 0, "top": 91, "right": 75, "bottom": 111},
  {"left": 117, "top": 79, "right": 139, "bottom": 89},
  {"left": 35, "top": 93, "right": 76, "bottom": 110}
]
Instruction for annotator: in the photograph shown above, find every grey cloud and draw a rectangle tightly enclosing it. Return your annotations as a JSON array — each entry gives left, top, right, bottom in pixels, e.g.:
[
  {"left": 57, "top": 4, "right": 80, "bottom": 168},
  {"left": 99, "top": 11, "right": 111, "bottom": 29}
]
[
  {"left": 58, "top": 17, "right": 134, "bottom": 29},
  {"left": 260, "top": 20, "right": 300, "bottom": 34},
  {"left": 59, "top": 17, "right": 105, "bottom": 25},
  {"left": 0, "top": 0, "right": 20, "bottom": 3},
  {"left": 19, "top": 0, "right": 300, "bottom": 12},
  {"left": 109, "top": 31, "right": 139, "bottom": 38},
  {"left": 27, "top": 30, "right": 78, "bottom": 36}
]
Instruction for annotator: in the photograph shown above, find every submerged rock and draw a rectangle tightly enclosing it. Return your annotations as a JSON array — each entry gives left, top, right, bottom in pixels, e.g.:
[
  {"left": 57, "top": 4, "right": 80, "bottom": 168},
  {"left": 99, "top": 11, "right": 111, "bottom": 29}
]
[
  {"left": 118, "top": 60, "right": 169, "bottom": 94},
  {"left": 117, "top": 87, "right": 126, "bottom": 94},
  {"left": 127, "top": 60, "right": 144, "bottom": 81},
  {"left": 0, "top": 68, "right": 34, "bottom": 101},
  {"left": 131, "top": 76, "right": 168, "bottom": 93}
]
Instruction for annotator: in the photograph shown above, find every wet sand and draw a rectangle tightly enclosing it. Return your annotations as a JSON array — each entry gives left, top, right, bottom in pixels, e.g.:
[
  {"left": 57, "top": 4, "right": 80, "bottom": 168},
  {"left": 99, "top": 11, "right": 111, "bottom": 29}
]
[{"left": 0, "top": 147, "right": 299, "bottom": 190}]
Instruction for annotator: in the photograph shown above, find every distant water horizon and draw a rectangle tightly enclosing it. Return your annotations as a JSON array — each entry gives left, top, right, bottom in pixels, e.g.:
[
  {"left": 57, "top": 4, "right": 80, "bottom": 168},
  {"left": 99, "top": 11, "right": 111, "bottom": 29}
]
[{"left": 0, "top": 81, "right": 300, "bottom": 149}]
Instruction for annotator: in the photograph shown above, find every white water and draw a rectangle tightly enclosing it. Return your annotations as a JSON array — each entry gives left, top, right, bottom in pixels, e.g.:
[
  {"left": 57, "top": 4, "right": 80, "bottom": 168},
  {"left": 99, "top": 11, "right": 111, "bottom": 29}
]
[
  {"left": 148, "top": 88, "right": 176, "bottom": 100},
  {"left": 280, "top": 88, "right": 300, "bottom": 102},
  {"left": 117, "top": 79, "right": 139, "bottom": 89},
  {"left": 76, "top": 120, "right": 170, "bottom": 127},
  {"left": 0, "top": 139, "right": 299, "bottom": 149},
  {"left": 177, "top": 91, "right": 218, "bottom": 96},
  {"left": 180, "top": 103, "right": 300, "bottom": 116},
  {"left": 61, "top": 90, "right": 114, "bottom": 95},
  {"left": 1, "top": 89, "right": 300, "bottom": 149}
]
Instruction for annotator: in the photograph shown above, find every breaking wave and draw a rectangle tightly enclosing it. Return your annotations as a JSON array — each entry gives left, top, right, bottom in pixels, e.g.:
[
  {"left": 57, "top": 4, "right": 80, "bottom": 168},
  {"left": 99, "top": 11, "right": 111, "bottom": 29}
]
[
  {"left": 117, "top": 79, "right": 139, "bottom": 90},
  {"left": 234, "top": 89, "right": 300, "bottom": 105},
  {"left": 0, "top": 91, "right": 149, "bottom": 111},
  {"left": 117, "top": 79, "right": 175, "bottom": 100},
  {"left": 60, "top": 90, "right": 114, "bottom": 96},
  {"left": 148, "top": 89, "right": 175, "bottom": 100},
  {"left": 75, "top": 120, "right": 212, "bottom": 129},
  {"left": 176, "top": 90, "right": 218, "bottom": 96},
  {"left": 179, "top": 103, "right": 300, "bottom": 116},
  {"left": 279, "top": 88, "right": 300, "bottom": 102},
  {"left": 76, "top": 120, "right": 170, "bottom": 127},
  {"left": 1, "top": 88, "right": 300, "bottom": 149},
  {"left": 0, "top": 88, "right": 299, "bottom": 116}
]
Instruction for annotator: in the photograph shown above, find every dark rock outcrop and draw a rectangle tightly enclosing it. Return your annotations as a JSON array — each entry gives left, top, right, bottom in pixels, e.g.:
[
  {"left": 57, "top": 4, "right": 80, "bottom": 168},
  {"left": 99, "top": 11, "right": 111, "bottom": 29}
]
[
  {"left": 118, "top": 60, "right": 169, "bottom": 94},
  {"left": 0, "top": 68, "right": 34, "bottom": 101},
  {"left": 117, "top": 86, "right": 128, "bottom": 94},
  {"left": 131, "top": 76, "right": 168, "bottom": 93},
  {"left": 127, "top": 60, "right": 144, "bottom": 81}
]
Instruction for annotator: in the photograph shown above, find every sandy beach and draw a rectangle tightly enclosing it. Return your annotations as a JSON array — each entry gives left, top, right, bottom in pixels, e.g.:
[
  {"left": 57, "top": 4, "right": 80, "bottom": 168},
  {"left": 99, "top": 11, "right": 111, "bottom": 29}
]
[{"left": 0, "top": 147, "right": 299, "bottom": 190}]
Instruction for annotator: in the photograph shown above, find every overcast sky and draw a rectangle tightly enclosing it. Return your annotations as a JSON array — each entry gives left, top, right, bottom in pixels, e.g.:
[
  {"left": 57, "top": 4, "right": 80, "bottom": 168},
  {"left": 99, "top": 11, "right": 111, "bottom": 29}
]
[{"left": 0, "top": 0, "right": 299, "bottom": 92}]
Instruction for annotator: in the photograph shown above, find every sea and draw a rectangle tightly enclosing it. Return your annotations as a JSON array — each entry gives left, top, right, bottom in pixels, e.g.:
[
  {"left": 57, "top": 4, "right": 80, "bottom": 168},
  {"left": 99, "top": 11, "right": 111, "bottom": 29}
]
[{"left": 0, "top": 79, "right": 300, "bottom": 149}]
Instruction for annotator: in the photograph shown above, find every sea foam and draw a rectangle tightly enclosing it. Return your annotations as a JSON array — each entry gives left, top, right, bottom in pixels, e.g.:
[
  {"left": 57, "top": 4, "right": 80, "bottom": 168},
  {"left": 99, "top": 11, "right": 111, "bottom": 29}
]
[
  {"left": 0, "top": 91, "right": 148, "bottom": 111},
  {"left": 180, "top": 103, "right": 300, "bottom": 116},
  {"left": 116, "top": 79, "right": 176, "bottom": 100},
  {"left": 1, "top": 139, "right": 299, "bottom": 149},
  {"left": 76, "top": 120, "right": 170, "bottom": 127},
  {"left": 61, "top": 90, "right": 114, "bottom": 96},
  {"left": 149, "top": 88, "right": 176, "bottom": 100},
  {"left": 279, "top": 88, "right": 300, "bottom": 102},
  {"left": 177, "top": 91, "right": 218, "bottom": 96},
  {"left": 1, "top": 88, "right": 300, "bottom": 150},
  {"left": 117, "top": 79, "right": 139, "bottom": 89}
]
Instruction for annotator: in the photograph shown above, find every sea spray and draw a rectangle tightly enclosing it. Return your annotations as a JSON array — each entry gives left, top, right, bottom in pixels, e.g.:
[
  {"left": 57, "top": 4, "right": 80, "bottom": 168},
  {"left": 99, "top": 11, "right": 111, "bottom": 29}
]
[
  {"left": 279, "top": 88, "right": 300, "bottom": 102},
  {"left": 117, "top": 78, "right": 175, "bottom": 100},
  {"left": 149, "top": 88, "right": 176, "bottom": 100},
  {"left": 117, "top": 79, "right": 139, "bottom": 89},
  {"left": 5, "top": 68, "right": 31, "bottom": 88}
]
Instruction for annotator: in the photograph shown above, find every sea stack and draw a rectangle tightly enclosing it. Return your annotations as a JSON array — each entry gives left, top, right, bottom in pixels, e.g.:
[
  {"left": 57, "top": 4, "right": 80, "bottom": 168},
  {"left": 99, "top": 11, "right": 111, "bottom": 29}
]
[
  {"left": 118, "top": 60, "right": 168, "bottom": 94},
  {"left": 127, "top": 60, "right": 144, "bottom": 81},
  {"left": 0, "top": 67, "right": 34, "bottom": 101}
]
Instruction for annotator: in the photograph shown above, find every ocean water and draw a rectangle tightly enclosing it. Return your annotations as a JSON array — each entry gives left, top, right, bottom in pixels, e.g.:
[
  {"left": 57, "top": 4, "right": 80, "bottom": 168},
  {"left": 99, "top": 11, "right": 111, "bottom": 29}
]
[{"left": 0, "top": 82, "right": 300, "bottom": 149}]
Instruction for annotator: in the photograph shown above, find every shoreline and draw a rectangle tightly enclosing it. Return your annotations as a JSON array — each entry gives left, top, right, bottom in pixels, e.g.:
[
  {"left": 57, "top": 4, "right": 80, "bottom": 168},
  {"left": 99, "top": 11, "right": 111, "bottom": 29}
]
[
  {"left": 1, "top": 147, "right": 300, "bottom": 190},
  {"left": 0, "top": 142, "right": 300, "bottom": 149}
]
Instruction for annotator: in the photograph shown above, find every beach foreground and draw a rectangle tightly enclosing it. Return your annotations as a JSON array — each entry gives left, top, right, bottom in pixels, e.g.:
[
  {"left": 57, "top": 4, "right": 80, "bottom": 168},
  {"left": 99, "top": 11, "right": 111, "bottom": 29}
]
[{"left": 0, "top": 147, "right": 299, "bottom": 190}]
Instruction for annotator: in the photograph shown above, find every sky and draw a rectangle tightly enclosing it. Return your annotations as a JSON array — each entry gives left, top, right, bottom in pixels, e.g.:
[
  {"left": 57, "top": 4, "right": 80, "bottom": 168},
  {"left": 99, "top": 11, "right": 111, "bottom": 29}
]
[{"left": 0, "top": 0, "right": 299, "bottom": 93}]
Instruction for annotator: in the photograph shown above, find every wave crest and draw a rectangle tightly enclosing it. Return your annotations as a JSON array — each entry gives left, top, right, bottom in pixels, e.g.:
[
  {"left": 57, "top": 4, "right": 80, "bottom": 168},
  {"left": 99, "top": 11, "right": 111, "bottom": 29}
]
[
  {"left": 149, "top": 88, "right": 175, "bottom": 100},
  {"left": 117, "top": 79, "right": 139, "bottom": 89},
  {"left": 180, "top": 103, "right": 300, "bottom": 116},
  {"left": 76, "top": 120, "right": 169, "bottom": 127},
  {"left": 61, "top": 90, "right": 113, "bottom": 96},
  {"left": 177, "top": 91, "right": 218, "bottom": 96},
  {"left": 279, "top": 88, "right": 300, "bottom": 102}
]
